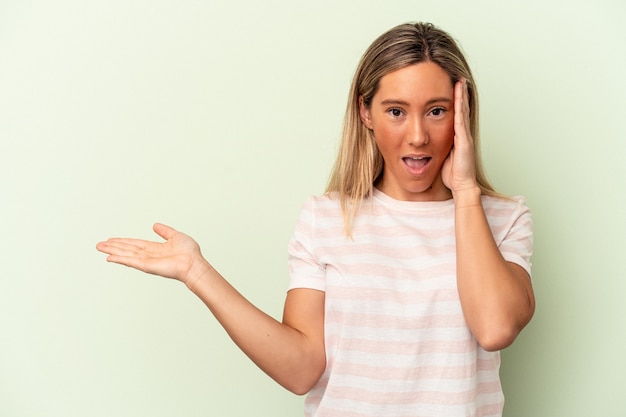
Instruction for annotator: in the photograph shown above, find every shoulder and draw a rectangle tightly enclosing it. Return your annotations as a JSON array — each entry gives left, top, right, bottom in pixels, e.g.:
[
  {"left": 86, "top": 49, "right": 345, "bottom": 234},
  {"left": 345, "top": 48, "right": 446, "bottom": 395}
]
[
  {"left": 481, "top": 195, "right": 533, "bottom": 240},
  {"left": 299, "top": 192, "right": 342, "bottom": 213},
  {"left": 481, "top": 195, "right": 530, "bottom": 217},
  {"left": 294, "top": 193, "right": 343, "bottom": 226},
  {"left": 291, "top": 194, "right": 346, "bottom": 244}
]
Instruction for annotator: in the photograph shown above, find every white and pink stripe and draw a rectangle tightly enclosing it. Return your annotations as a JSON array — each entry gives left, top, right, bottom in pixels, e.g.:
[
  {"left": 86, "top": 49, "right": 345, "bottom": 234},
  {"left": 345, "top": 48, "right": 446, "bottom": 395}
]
[{"left": 288, "top": 189, "right": 533, "bottom": 417}]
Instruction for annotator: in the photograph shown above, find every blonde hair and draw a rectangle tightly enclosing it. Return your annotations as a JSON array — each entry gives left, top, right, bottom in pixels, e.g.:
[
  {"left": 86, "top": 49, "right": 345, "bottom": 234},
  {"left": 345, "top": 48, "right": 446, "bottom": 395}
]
[{"left": 326, "top": 22, "right": 498, "bottom": 234}]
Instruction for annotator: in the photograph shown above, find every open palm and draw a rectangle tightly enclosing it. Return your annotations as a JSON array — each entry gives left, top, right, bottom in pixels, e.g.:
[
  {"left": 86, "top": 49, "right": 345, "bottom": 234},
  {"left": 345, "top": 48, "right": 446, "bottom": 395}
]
[
  {"left": 96, "top": 223, "right": 203, "bottom": 285},
  {"left": 441, "top": 78, "right": 478, "bottom": 194}
]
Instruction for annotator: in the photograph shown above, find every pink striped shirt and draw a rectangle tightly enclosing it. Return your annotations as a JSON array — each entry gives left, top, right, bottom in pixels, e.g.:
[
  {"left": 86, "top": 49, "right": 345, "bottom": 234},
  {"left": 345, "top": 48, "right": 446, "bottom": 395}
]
[{"left": 288, "top": 189, "right": 533, "bottom": 417}]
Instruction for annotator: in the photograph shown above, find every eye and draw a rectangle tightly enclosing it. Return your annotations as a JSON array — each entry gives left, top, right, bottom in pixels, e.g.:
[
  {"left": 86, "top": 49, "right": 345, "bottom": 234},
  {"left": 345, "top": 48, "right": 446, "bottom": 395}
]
[
  {"left": 387, "top": 108, "right": 404, "bottom": 118},
  {"left": 429, "top": 107, "right": 446, "bottom": 117}
]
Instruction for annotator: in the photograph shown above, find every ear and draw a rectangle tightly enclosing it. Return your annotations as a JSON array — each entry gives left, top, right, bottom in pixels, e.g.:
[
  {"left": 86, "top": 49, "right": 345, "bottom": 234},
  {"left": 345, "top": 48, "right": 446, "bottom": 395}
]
[{"left": 359, "top": 96, "right": 373, "bottom": 130}]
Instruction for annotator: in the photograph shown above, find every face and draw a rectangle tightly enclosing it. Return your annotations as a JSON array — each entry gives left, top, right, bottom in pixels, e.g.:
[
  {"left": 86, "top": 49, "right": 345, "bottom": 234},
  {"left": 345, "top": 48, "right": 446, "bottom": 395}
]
[{"left": 360, "top": 62, "right": 455, "bottom": 201}]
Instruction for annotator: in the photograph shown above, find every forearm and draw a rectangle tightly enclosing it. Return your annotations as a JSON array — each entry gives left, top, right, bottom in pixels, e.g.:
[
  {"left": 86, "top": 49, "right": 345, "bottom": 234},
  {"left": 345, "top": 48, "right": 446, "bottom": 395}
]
[
  {"left": 184, "top": 259, "right": 325, "bottom": 394},
  {"left": 453, "top": 187, "right": 534, "bottom": 351}
]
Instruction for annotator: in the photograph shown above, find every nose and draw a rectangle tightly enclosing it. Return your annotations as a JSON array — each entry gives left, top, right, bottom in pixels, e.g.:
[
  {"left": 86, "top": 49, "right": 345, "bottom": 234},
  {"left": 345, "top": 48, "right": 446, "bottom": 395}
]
[{"left": 407, "top": 116, "right": 428, "bottom": 146}]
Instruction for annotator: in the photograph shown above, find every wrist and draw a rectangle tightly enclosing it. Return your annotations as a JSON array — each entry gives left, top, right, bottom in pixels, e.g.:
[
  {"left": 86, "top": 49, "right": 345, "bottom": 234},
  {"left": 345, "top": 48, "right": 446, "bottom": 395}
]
[
  {"left": 452, "top": 185, "right": 482, "bottom": 208},
  {"left": 184, "top": 257, "right": 214, "bottom": 293}
]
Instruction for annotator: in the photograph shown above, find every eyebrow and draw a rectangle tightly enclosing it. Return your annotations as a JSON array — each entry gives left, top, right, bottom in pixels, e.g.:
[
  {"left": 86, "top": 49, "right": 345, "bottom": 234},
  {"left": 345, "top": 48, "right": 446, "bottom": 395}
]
[{"left": 380, "top": 97, "right": 452, "bottom": 106}]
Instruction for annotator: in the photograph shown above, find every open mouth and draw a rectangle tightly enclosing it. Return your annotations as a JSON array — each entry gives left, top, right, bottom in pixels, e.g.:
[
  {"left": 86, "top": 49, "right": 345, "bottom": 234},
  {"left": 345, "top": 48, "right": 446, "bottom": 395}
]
[{"left": 403, "top": 156, "right": 431, "bottom": 170}]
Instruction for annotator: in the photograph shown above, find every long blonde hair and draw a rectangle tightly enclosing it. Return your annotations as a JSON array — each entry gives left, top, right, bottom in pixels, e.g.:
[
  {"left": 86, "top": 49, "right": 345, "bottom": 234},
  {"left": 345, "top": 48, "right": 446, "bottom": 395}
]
[{"left": 326, "top": 22, "right": 497, "bottom": 234}]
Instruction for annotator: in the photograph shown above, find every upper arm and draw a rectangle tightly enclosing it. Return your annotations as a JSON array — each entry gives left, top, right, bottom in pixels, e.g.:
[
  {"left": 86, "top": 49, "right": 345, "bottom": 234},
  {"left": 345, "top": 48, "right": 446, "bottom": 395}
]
[
  {"left": 281, "top": 288, "right": 326, "bottom": 392},
  {"left": 507, "top": 261, "right": 536, "bottom": 329},
  {"left": 282, "top": 288, "right": 326, "bottom": 347}
]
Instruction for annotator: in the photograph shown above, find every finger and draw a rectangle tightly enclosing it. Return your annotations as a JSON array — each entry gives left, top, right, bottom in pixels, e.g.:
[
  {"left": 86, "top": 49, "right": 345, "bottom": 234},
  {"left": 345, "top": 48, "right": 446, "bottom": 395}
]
[
  {"left": 445, "top": 147, "right": 455, "bottom": 163},
  {"left": 454, "top": 80, "right": 464, "bottom": 124},
  {"left": 96, "top": 240, "right": 126, "bottom": 255},
  {"left": 104, "top": 254, "right": 152, "bottom": 272},
  {"left": 96, "top": 240, "right": 146, "bottom": 257},
  {"left": 463, "top": 79, "right": 470, "bottom": 125},
  {"left": 153, "top": 223, "right": 178, "bottom": 241},
  {"left": 454, "top": 79, "right": 472, "bottom": 144},
  {"left": 98, "top": 237, "right": 149, "bottom": 250}
]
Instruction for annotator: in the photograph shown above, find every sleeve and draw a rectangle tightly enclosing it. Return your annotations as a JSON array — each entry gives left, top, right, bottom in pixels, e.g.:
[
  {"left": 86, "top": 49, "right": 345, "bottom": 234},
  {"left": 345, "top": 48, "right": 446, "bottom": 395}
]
[
  {"left": 497, "top": 196, "right": 534, "bottom": 278},
  {"left": 287, "top": 197, "right": 327, "bottom": 292}
]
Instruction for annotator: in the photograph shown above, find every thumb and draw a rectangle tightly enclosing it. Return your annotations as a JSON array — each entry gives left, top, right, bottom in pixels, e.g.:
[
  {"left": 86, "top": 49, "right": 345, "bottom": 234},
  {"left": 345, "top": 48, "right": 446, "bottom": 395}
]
[
  {"left": 153, "top": 223, "right": 177, "bottom": 241},
  {"left": 442, "top": 149, "right": 454, "bottom": 186}
]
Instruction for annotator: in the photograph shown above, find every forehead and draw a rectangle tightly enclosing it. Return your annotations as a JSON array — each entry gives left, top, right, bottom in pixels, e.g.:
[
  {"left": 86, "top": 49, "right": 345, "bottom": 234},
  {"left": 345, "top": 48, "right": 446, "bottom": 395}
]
[{"left": 375, "top": 62, "right": 454, "bottom": 102}]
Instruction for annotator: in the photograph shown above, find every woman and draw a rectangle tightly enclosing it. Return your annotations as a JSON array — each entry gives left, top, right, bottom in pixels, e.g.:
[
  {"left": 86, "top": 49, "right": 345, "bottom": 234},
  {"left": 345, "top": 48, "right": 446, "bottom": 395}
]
[{"left": 97, "top": 22, "right": 534, "bottom": 417}]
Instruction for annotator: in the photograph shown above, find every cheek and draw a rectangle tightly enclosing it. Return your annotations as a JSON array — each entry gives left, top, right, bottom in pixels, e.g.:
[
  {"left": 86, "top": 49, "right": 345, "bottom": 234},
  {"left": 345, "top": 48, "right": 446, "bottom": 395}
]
[
  {"left": 444, "top": 130, "right": 454, "bottom": 151},
  {"left": 372, "top": 124, "right": 399, "bottom": 151},
  {"left": 433, "top": 123, "right": 455, "bottom": 153}
]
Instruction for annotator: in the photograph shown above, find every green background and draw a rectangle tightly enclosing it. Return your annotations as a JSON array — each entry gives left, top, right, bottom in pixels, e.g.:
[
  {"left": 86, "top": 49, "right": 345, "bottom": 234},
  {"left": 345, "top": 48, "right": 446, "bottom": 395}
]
[{"left": 1, "top": 0, "right": 624, "bottom": 416}]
